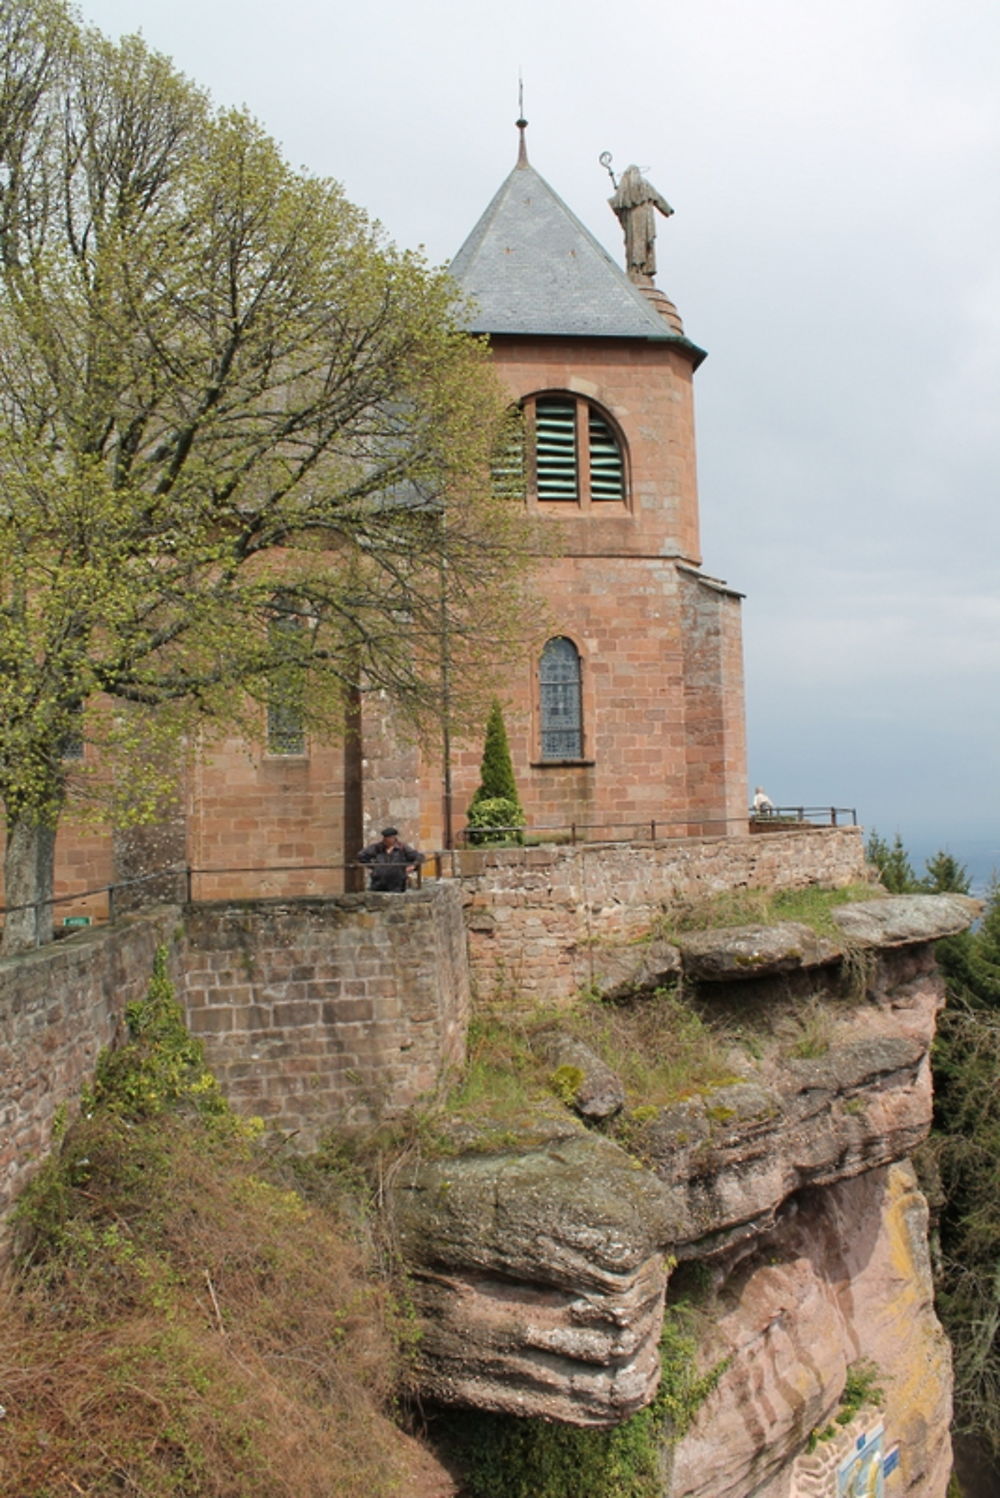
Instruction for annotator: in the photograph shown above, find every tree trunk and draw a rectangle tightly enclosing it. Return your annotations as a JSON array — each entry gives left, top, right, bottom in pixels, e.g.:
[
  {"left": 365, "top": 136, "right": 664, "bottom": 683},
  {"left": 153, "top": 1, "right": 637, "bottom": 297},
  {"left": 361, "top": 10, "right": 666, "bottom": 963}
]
[
  {"left": 2, "top": 814, "right": 57, "bottom": 953},
  {"left": 342, "top": 670, "right": 365, "bottom": 894}
]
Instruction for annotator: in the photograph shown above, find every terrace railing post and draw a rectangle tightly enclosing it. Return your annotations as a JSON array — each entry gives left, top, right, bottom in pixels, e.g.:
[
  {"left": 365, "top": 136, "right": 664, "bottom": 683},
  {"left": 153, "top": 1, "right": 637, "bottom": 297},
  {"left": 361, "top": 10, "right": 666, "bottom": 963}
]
[{"left": 831, "top": 807, "right": 838, "bottom": 827}]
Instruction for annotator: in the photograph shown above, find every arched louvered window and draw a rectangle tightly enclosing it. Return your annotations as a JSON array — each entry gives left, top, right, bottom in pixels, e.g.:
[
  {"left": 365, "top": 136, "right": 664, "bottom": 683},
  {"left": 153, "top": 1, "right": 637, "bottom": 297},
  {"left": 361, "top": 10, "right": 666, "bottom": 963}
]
[
  {"left": 539, "top": 636, "right": 583, "bottom": 760},
  {"left": 527, "top": 395, "right": 626, "bottom": 508}
]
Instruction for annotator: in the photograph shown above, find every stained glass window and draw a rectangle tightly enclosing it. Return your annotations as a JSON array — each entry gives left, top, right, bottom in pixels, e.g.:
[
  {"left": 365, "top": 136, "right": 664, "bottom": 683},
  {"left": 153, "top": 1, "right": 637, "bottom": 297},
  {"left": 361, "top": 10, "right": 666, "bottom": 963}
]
[{"left": 539, "top": 636, "right": 583, "bottom": 759}]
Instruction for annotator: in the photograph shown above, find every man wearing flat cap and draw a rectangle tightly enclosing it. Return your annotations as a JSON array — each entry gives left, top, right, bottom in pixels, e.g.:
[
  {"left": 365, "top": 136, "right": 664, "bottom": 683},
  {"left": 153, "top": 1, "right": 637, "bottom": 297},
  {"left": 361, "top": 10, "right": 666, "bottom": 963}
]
[{"left": 357, "top": 827, "right": 424, "bottom": 893}]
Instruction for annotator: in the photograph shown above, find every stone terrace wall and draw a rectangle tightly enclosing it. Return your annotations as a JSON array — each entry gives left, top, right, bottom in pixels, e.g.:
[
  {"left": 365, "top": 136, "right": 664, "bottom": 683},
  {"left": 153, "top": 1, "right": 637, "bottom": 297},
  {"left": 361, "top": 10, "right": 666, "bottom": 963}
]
[
  {"left": 0, "top": 908, "right": 184, "bottom": 1224},
  {"left": 456, "top": 826, "right": 866, "bottom": 1003},
  {"left": 183, "top": 883, "right": 470, "bottom": 1145},
  {"left": 1, "top": 884, "right": 470, "bottom": 1227}
]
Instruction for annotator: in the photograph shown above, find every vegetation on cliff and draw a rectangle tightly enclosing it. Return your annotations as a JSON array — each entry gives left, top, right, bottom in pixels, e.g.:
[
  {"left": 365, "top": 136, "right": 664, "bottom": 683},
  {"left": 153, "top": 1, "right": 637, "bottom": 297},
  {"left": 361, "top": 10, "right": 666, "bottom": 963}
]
[
  {"left": 0, "top": 951, "right": 427, "bottom": 1497},
  {"left": 927, "top": 889, "right": 1000, "bottom": 1460},
  {"left": 435, "top": 1302, "right": 726, "bottom": 1498},
  {"left": 867, "top": 831, "right": 1000, "bottom": 1463}
]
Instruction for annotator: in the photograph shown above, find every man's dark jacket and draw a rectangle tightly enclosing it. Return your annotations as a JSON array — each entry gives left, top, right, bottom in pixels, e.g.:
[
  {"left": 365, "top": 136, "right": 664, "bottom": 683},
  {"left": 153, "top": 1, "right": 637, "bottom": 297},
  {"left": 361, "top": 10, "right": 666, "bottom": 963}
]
[{"left": 357, "top": 839, "right": 423, "bottom": 892}]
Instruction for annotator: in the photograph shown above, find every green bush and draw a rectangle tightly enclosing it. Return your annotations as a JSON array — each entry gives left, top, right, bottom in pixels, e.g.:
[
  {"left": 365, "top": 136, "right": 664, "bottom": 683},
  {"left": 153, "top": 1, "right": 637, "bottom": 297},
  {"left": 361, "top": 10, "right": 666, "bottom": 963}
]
[{"left": 466, "top": 794, "right": 525, "bottom": 846}]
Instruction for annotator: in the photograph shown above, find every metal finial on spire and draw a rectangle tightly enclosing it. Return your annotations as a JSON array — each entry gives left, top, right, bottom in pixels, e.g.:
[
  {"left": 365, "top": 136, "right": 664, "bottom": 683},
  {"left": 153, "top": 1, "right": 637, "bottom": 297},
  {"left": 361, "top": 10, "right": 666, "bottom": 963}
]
[{"left": 516, "top": 72, "right": 528, "bottom": 166}]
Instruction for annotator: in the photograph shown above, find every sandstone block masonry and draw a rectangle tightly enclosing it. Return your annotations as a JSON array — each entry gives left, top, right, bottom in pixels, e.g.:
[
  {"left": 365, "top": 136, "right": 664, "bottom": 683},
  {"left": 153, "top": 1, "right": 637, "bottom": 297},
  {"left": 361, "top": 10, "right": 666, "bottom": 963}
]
[
  {"left": 183, "top": 884, "right": 470, "bottom": 1144},
  {"left": 458, "top": 824, "right": 867, "bottom": 1003},
  {"left": 0, "top": 908, "right": 183, "bottom": 1223},
  {"left": 0, "top": 882, "right": 470, "bottom": 1226}
]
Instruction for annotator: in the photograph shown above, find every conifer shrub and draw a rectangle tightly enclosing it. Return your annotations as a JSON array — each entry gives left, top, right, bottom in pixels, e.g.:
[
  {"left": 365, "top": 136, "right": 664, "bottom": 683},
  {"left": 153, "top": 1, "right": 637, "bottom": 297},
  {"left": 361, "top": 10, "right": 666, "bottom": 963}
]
[
  {"left": 466, "top": 794, "right": 524, "bottom": 846},
  {"left": 466, "top": 699, "right": 525, "bottom": 844}
]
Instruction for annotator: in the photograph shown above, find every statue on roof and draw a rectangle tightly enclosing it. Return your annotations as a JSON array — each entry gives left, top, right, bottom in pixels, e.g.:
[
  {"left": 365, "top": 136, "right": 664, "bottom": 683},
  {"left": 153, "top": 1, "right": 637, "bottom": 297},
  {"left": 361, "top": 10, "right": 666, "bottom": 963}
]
[{"left": 609, "top": 165, "right": 674, "bottom": 283}]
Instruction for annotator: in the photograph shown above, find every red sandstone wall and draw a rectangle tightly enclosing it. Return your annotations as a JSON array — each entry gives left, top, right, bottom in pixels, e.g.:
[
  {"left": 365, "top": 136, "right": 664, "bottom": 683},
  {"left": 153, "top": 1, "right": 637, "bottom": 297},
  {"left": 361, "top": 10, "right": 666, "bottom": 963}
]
[
  {"left": 174, "top": 886, "right": 470, "bottom": 1145},
  {"left": 458, "top": 826, "right": 867, "bottom": 1003},
  {"left": 679, "top": 569, "right": 748, "bottom": 831},
  {"left": 489, "top": 336, "right": 703, "bottom": 563},
  {"left": 187, "top": 728, "right": 347, "bottom": 901},
  {"left": 0, "top": 909, "right": 183, "bottom": 1223}
]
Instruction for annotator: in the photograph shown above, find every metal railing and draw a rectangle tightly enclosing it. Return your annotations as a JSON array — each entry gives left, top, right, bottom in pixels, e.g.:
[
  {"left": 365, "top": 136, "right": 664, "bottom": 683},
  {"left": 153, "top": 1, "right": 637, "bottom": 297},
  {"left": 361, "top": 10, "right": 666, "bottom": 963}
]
[
  {"left": 749, "top": 806, "right": 857, "bottom": 827},
  {"left": 0, "top": 807, "right": 858, "bottom": 933},
  {"left": 457, "top": 806, "right": 857, "bottom": 846}
]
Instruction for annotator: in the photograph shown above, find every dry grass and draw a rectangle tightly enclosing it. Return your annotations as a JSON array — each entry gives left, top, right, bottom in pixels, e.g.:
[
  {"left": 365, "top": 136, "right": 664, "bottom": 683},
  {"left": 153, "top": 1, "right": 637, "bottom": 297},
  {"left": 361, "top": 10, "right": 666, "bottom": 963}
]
[
  {"left": 0, "top": 1114, "right": 421, "bottom": 1497},
  {"left": 0, "top": 944, "right": 430, "bottom": 1498},
  {"left": 655, "top": 883, "right": 879, "bottom": 942},
  {"left": 440, "top": 989, "right": 737, "bottom": 1132}
]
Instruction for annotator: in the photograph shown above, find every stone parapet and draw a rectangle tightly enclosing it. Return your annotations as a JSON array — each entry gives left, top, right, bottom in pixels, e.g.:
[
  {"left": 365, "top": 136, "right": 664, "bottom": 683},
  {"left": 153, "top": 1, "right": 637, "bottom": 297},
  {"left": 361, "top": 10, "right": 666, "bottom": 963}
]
[
  {"left": 453, "top": 825, "right": 867, "bottom": 1003},
  {"left": 183, "top": 884, "right": 470, "bottom": 1144}
]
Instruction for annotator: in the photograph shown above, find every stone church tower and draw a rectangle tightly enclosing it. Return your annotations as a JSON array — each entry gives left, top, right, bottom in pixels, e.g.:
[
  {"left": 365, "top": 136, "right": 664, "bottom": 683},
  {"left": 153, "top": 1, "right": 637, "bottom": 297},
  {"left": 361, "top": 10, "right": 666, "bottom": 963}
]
[{"left": 432, "top": 127, "right": 747, "bottom": 843}]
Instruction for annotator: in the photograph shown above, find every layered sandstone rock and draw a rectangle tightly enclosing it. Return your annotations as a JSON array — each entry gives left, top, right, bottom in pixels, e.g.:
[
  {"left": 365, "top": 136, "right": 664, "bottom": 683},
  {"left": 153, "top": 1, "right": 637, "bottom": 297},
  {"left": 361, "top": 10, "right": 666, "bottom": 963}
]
[
  {"left": 390, "top": 1117, "right": 674, "bottom": 1423},
  {"left": 670, "top": 1163, "right": 951, "bottom": 1498},
  {"left": 388, "top": 896, "right": 972, "bottom": 1496}
]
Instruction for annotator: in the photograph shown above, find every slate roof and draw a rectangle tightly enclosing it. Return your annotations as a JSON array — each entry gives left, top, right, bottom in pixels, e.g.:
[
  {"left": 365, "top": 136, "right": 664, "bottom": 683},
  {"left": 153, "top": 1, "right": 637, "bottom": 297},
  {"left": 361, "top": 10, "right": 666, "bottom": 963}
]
[{"left": 449, "top": 161, "right": 681, "bottom": 342}]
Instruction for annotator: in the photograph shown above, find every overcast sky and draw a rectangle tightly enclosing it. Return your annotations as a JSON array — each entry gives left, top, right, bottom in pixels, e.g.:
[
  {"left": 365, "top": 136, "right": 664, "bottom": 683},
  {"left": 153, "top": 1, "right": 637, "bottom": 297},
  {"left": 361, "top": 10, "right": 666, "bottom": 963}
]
[{"left": 79, "top": 0, "right": 1000, "bottom": 874}]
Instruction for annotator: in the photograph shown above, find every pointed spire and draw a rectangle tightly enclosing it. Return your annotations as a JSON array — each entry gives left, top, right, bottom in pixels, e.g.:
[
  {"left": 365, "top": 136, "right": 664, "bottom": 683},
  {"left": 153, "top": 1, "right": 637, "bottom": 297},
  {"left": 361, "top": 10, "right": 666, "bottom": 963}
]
[{"left": 516, "top": 74, "right": 528, "bottom": 167}]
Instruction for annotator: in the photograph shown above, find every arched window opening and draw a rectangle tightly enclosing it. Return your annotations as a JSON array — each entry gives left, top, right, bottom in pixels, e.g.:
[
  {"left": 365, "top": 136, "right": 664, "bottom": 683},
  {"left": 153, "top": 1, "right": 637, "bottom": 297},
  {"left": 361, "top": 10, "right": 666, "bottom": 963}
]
[
  {"left": 266, "top": 595, "right": 307, "bottom": 756},
  {"left": 539, "top": 636, "right": 583, "bottom": 760},
  {"left": 526, "top": 394, "right": 626, "bottom": 508}
]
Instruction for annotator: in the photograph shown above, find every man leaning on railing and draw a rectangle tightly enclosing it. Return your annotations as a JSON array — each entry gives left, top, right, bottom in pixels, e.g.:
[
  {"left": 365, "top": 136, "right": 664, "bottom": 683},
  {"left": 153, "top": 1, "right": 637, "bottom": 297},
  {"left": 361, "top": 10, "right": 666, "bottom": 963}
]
[{"left": 357, "top": 827, "right": 424, "bottom": 893}]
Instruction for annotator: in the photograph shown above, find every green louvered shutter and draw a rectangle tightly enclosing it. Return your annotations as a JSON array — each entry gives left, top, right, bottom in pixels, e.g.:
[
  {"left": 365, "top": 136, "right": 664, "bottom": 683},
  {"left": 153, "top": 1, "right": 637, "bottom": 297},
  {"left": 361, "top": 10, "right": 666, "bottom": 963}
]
[
  {"left": 588, "top": 408, "right": 624, "bottom": 501},
  {"left": 535, "top": 398, "right": 578, "bottom": 499}
]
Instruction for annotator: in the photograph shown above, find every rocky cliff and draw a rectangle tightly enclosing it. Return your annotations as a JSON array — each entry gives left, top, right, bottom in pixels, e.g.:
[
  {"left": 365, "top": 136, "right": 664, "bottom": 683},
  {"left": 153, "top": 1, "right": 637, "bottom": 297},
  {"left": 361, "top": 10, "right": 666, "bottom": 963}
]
[{"left": 388, "top": 894, "right": 976, "bottom": 1497}]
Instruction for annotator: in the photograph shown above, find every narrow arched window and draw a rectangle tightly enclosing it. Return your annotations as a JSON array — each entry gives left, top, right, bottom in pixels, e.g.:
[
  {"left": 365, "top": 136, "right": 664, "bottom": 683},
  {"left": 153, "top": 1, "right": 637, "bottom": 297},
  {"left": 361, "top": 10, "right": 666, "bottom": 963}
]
[
  {"left": 539, "top": 636, "right": 583, "bottom": 760},
  {"left": 527, "top": 395, "right": 626, "bottom": 507},
  {"left": 267, "top": 595, "right": 307, "bottom": 756}
]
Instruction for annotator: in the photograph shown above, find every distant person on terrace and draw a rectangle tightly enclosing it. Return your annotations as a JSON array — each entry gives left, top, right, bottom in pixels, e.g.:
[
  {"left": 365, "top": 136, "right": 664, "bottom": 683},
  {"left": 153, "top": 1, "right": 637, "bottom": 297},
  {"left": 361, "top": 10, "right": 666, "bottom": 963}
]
[
  {"left": 357, "top": 827, "right": 424, "bottom": 893},
  {"left": 753, "top": 787, "right": 775, "bottom": 815}
]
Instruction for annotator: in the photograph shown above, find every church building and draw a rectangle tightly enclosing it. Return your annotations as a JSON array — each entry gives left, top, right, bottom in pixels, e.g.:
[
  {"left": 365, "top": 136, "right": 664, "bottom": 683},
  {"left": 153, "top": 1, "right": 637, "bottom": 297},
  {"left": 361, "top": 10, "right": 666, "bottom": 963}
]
[{"left": 40, "top": 128, "right": 748, "bottom": 914}]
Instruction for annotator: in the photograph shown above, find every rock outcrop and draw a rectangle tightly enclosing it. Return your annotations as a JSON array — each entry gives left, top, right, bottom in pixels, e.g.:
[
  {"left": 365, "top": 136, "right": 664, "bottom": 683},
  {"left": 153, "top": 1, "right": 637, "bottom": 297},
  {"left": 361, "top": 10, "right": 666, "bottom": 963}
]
[
  {"left": 670, "top": 1162, "right": 952, "bottom": 1498},
  {"left": 390, "top": 1118, "right": 673, "bottom": 1423},
  {"left": 388, "top": 895, "right": 974, "bottom": 1496}
]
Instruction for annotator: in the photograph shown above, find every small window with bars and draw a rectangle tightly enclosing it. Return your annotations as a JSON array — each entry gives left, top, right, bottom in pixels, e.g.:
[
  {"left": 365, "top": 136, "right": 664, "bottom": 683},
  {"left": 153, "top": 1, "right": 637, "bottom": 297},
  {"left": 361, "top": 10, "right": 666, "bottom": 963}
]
[
  {"left": 60, "top": 702, "right": 85, "bottom": 761},
  {"left": 539, "top": 636, "right": 583, "bottom": 760},
  {"left": 527, "top": 395, "right": 626, "bottom": 508}
]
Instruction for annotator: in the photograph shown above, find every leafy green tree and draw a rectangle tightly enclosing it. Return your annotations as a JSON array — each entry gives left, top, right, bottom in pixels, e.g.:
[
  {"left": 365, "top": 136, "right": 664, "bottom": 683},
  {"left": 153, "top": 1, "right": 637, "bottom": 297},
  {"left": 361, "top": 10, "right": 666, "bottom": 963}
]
[
  {"left": 862, "top": 832, "right": 1000, "bottom": 1454},
  {"left": 466, "top": 699, "right": 525, "bottom": 843},
  {"left": 920, "top": 867, "right": 1000, "bottom": 1456},
  {"left": 0, "top": 3, "right": 533, "bottom": 948}
]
